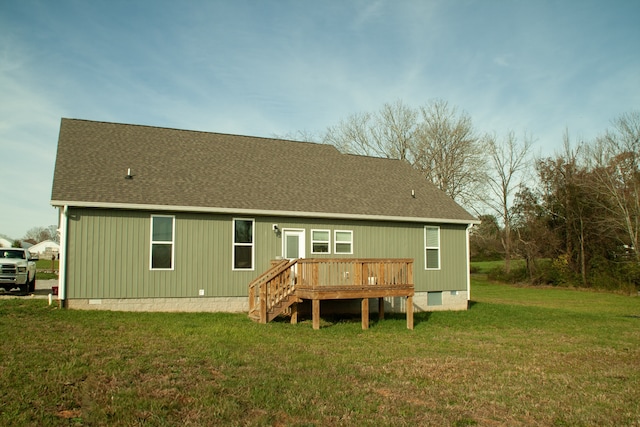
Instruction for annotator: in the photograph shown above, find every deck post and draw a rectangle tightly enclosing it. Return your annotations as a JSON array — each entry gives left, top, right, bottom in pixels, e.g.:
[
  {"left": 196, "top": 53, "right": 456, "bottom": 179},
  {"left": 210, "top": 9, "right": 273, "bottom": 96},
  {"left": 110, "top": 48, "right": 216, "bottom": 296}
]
[
  {"left": 406, "top": 295, "right": 414, "bottom": 330},
  {"left": 290, "top": 302, "right": 298, "bottom": 324},
  {"left": 378, "top": 297, "right": 385, "bottom": 321},
  {"left": 259, "top": 283, "right": 267, "bottom": 324},
  {"left": 312, "top": 299, "right": 320, "bottom": 330},
  {"left": 361, "top": 298, "right": 369, "bottom": 329}
]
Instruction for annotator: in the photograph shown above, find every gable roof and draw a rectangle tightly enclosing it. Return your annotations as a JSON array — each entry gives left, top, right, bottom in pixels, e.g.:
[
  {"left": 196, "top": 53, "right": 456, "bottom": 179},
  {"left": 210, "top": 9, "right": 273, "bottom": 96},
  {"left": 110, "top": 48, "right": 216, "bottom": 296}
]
[
  {"left": 51, "top": 119, "right": 477, "bottom": 224},
  {"left": 27, "top": 240, "right": 60, "bottom": 254}
]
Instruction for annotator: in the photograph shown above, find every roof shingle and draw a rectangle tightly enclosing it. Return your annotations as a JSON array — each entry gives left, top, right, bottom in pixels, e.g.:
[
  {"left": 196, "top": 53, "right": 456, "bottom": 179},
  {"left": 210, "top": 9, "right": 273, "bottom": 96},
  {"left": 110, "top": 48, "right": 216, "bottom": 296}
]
[{"left": 51, "top": 119, "right": 477, "bottom": 223}]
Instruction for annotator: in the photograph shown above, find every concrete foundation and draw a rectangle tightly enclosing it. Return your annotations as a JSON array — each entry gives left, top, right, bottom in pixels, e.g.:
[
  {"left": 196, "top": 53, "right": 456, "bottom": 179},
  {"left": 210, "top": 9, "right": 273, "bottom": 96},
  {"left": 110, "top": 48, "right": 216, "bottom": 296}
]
[
  {"left": 65, "top": 290, "right": 469, "bottom": 313},
  {"left": 67, "top": 296, "right": 249, "bottom": 312}
]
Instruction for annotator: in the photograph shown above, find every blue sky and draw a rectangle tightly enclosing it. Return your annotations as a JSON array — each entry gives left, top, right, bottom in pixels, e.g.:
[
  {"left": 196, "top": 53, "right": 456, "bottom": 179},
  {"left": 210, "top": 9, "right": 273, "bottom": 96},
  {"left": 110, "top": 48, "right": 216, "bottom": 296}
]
[{"left": 1, "top": 0, "right": 639, "bottom": 239}]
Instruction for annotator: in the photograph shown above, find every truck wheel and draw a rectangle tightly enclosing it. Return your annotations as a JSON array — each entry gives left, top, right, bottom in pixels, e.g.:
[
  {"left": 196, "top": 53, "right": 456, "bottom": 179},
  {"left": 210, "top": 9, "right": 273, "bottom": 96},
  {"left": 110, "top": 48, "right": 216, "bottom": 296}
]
[
  {"left": 29, "top": 274, "right": 36, "bottom": 293},
  {"left": 21, "top": 282, "right": 30, "bottom": 295}
]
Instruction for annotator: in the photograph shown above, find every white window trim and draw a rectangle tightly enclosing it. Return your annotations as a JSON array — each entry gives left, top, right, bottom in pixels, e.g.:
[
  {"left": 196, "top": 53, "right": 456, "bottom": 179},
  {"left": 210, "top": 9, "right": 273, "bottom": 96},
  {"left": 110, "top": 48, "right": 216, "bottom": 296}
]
[
  {"left": 311, "top": 229, "right": 331, "bottom": 254},
  {"left": 334, "top": 230, "right": 353, "bottom": 255},
  {"left": 424, "top": 225, "right": 441, "bottom": 270},
  {"left": 232, "top": 218, "right": 255, "bottom": 271},
  {"left": 150, "top": 214, "right": 175, "bottom": 271}
]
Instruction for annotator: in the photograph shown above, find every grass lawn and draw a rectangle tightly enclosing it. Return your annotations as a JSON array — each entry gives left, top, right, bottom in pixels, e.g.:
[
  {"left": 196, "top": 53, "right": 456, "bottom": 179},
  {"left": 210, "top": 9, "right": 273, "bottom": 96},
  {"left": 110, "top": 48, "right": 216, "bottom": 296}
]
[
  {"left": 1, "top": 277, "right": 639, "bottom": 426},
  {"left": 470, "top": 259, "right": 526, "bottom": 274},
  {"left": 35, "top": 259, "right": 59, "bottom": 281}
]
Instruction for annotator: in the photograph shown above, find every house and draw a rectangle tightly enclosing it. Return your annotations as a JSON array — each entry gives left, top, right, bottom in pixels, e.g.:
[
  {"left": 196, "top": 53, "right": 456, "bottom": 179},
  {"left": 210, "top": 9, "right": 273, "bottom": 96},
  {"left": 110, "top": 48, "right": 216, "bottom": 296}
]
[
  {"left": 51, "top": 118, "right": 478, "bottom": 319},
  {"left": 0, "top": 238, "right": 11, "bottom": 248},
  {"left": 28, "top": 240, "right": 60, "bottom": 258}
]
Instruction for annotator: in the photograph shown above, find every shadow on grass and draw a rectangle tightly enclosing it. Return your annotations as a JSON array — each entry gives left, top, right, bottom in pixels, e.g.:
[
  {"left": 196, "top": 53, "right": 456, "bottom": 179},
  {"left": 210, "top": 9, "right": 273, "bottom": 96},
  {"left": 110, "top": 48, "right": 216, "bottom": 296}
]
[
  {"left": 269, "top": 311, "right": 435, "bottom": 329},
  {"left": 267, "top": 300, "right": 483, "bottom": 329}
]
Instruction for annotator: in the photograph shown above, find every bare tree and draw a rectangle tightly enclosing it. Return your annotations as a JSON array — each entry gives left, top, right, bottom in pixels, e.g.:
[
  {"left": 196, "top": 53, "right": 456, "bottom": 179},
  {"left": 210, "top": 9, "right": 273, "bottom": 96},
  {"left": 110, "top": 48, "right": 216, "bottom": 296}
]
[
  {"left": 413, "top": 100, "right": 486, "bottom": 210},
  {"left": 588, "top": 111, "right": 640, "bottom": 261},
  {"left": 323, "top": 99, "right": 418, "bottom": 161},
  {"left": 23, "top": 225, "right": 59, "bottom": 243},
  {"left": 323, "top": 99, "right": 486, "bottom": 210},
  {"left": 484, "top": 131, "right": 534, "bottom": 273}
]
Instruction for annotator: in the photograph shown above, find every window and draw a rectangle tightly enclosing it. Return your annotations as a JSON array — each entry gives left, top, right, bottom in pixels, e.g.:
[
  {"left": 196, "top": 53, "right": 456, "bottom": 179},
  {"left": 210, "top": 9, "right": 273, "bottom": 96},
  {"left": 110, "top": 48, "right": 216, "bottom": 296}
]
[
  {"left": 334, "top": 230, "right": 353, "bottom": 254},
  {"left": 425, "top": 226, "right": 440, "bottom": 270},
  {"left": 427, "top": 291, "right": 443, "bottom": 306},
  {"left": 233, "top": 218, "right": 254, "bottom": 270},
  {"left": 311, "top": 229, "right": 330, "bottom": 254},
  {"left": 150, "top": 215, "right": 174, "bottom": 270}
]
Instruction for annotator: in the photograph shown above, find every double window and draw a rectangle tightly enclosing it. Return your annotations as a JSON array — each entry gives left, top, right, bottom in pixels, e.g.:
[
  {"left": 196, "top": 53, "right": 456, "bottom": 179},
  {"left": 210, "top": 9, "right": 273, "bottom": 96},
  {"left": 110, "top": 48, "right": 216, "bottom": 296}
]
[
  {"left": 150, "top": 215, "right": 175, "bottom": 270},
  {"left": 424, "top": 226, "right": 440, "bottom": 270},
  {"left": 307, "top": 229, "right": 356, "bottom": 255},
  {"left": 233, "top": 218, "right": 254, "bottom": 270}
]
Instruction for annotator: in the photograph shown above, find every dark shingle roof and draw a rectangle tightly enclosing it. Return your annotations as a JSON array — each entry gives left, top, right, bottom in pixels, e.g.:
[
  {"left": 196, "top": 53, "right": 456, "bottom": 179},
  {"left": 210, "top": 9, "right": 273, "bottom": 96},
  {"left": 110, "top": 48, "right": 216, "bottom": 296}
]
[{"left": 51, "top": 119, "right": 477, "bottom": 223}]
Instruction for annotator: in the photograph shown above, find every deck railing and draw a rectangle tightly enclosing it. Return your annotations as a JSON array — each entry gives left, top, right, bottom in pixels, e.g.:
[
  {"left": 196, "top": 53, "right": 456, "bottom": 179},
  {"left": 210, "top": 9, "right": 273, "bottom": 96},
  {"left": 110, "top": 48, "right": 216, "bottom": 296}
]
[
  {"left": 296, "top": 258, "right": 413, "bottom": 290},
  {"left": 249, "top": 258, "right": 414, "bottom": 328},
  {"left": 248, "top": 258, "right": 298, "bottom": 323}
]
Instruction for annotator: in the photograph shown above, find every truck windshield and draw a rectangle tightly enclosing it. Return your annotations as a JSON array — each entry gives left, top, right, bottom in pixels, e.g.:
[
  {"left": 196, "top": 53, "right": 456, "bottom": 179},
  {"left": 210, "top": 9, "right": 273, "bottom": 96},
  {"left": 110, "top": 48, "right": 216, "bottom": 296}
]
[{"left": 0, "top": 250, "right": 26, "bottom": 259}]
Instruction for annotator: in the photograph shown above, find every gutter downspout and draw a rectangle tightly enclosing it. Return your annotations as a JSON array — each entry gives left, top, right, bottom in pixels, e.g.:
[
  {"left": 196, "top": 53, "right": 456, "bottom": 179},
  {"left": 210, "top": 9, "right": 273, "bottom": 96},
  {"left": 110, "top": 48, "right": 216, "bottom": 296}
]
[
  {"left": 466, "top": 223, "right": 472, "bottom": 307},
  {"left": 58, "top": 205, "right": 68, "bottom": 304}
]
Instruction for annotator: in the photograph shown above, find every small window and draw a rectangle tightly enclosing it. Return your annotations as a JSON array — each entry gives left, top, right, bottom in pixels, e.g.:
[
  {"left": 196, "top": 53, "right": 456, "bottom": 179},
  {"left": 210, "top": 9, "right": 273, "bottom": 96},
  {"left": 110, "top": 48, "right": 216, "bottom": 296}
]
[
  {"left": 334, "top": 230, "right": 353, "bottom": 254},
  {"left": 233, "top": 218, "right": 254, "bottom": 270},
  {"left": 427, "top": 291, "right": 443, "bottom": 306},
  {"left": 311, "top": 229, "right": 330, "bottom": 254},
  {"left": 425, "top": 226, "right": 440, "bottom": 270},
  {"left": 150, "top": 215, "right": 174, "bottom": 270}
]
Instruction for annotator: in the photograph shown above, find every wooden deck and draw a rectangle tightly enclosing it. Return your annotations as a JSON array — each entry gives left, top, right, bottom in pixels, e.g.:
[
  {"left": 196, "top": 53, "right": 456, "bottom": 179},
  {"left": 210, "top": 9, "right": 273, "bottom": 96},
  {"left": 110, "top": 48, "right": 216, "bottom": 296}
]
[{"left": 248, "top": 258, "right": 414, "bottom": 329}]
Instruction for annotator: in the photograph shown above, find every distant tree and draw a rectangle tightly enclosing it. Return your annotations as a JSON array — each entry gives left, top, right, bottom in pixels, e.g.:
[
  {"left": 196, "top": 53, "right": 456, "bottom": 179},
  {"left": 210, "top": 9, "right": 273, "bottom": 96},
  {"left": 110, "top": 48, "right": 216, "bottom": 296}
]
[
  {"left": 412, "top": 100, "right": 486, "bottom": 210},
  {"left": 23, "top": 225, "right": 58, "bottom": 243},
  {"left": 273, "top": 130, "right": 320, "bottom": 143},
  {"left": 323, "top": 99, "right": 486, "bottom": 210},
  {"left": 47, "top": 225, "right": 60, "bottom": 243},
  {"left": 588, "top": 111, "right": 640, "bottom": 261},
  {"left": 469, "top": 214, "right": 502, "bottom": 261},
  {"left": 323, "top": 99, "right": 418, "bottom": 162},
  {"left": 12, "top": 240, "right": 22, "bottom": 248},
  {"left": 483, "top": 131, "right": 534, "bottom": 273},
  {"left": 536, "top": 136, "right": 599, "bottom": 286}
]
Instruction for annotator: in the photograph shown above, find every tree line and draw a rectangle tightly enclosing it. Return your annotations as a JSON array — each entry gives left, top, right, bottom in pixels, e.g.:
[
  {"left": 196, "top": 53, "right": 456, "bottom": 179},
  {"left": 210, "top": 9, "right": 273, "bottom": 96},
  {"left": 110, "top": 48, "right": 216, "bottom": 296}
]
[
  {"left": 3, "top": 225, "right": 59, "bottom": 248},
  {"left": 319, "top": 100, "right": 639, "bottom": 292}
]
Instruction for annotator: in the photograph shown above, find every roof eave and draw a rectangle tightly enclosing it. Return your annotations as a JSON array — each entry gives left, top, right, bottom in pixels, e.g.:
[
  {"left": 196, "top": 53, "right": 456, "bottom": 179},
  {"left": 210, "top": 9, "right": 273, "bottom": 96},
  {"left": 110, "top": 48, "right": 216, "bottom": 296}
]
[{"left": 51, "top": 200, "right": 480, "bottom": 225}]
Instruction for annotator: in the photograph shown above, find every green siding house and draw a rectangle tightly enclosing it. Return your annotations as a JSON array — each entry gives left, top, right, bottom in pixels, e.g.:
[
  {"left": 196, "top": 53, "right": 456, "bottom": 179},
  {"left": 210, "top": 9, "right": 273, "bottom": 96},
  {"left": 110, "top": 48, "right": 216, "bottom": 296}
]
[{"left": 51, "top": 119, "right": 478, "bottom": 314}]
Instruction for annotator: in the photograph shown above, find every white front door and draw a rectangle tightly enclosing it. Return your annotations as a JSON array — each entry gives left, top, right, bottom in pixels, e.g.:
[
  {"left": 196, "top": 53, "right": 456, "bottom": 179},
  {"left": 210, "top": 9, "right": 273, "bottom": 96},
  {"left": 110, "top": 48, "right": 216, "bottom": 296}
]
[{"left": 282, "top": 229, "right": 305, "bottom": 260}]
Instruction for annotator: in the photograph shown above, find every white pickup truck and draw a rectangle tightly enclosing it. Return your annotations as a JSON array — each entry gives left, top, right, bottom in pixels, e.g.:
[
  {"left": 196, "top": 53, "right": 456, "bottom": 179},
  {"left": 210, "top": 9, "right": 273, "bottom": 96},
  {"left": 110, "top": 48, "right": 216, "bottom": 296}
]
[{"left": 0, "top": 248, "right": 37, "bottom": 294}]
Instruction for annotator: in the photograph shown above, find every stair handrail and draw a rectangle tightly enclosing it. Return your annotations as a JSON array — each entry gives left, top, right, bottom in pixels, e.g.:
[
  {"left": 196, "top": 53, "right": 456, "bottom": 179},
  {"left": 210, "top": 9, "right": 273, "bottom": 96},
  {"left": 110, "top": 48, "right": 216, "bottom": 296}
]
[{"left": 248, "top": 258, "right": 298, "bottom": 322}]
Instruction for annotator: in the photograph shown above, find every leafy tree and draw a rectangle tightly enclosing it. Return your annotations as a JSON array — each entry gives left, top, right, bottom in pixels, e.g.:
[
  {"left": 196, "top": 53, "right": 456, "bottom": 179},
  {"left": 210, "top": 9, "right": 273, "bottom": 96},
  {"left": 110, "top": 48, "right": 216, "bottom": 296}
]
[{"left": 469, "top": 214, "right": 502, "bottom": 261}]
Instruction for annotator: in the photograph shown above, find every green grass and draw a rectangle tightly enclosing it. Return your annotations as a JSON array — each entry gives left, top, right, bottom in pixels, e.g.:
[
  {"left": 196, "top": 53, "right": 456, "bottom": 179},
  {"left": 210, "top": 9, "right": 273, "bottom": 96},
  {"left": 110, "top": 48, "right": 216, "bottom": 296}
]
[
  {"left": 35, "top": 259, "right": 59, "bottom": 271},
  {"left": 470, "top": 259, "right": 526, "bottom": 274},
  {"left": 35, "top": 259, "right": 59, "bottom": 280},
  {"left": 1, "top": 279, "right": 639, "bottom": 426}
]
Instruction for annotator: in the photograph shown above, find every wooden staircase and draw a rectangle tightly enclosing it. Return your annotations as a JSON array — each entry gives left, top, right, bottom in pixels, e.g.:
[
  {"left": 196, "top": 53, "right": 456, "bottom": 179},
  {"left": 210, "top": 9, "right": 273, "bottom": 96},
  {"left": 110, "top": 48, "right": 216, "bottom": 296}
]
[
  {"left": 248, "top": 258, "right": 415, "bottom": 329},
  {"left": 248, "top": 259, "right": 301, "bottom": 323}
]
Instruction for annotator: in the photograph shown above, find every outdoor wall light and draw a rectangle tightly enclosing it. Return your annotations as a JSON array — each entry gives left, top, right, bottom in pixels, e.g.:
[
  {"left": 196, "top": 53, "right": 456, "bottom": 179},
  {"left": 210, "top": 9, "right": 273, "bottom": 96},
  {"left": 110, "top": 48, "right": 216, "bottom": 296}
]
[{"left": 272, "top": 224, "right": 279, "bottom": 234}]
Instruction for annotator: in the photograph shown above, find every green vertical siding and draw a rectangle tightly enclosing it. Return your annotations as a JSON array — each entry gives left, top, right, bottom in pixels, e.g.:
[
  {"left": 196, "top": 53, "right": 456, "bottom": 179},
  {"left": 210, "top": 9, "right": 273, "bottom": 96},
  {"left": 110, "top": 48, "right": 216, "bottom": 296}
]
[{"left": 65, "top": 208, "right": 469, "bottom": 299}]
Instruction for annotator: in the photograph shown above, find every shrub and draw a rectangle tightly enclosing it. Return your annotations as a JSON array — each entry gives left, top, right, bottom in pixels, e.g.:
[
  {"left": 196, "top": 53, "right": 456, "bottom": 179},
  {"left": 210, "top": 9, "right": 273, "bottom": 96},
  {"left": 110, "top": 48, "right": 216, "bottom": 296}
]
[{"left": 487, "top": 264, "right": 529, "bottom": 284}]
